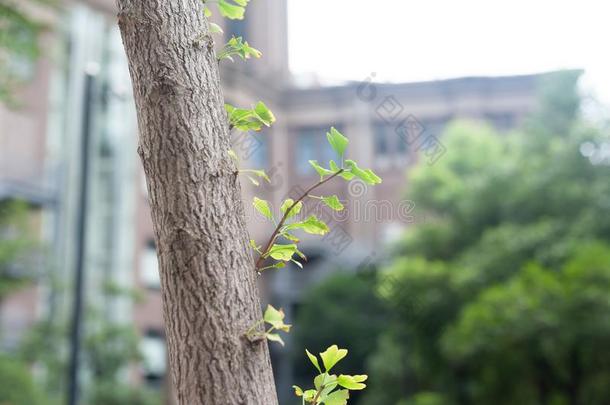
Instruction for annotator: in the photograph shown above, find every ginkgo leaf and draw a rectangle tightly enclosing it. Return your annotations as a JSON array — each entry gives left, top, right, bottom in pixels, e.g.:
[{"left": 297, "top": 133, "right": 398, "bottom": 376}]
[
  {"left": 326, "top": 127, "right": 349, "bottom": 158},
  {"left": 320, "top": 345, "right": 348, "bottom": 372},
  {"left": 253, "top": 197, "right": 273, "bottom": 220}
]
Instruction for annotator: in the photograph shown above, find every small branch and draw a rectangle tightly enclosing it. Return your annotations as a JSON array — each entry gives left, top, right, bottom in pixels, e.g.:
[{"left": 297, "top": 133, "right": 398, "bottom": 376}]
[{"left": 254, "top": 170, "right": 344, "bottom": 272}]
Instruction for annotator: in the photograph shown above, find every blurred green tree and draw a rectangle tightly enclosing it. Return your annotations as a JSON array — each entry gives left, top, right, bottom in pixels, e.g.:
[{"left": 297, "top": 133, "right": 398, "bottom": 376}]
[
  {"left": 362, "top": 71, "right": 610, "bottom": 405},
  {"left": 0, "top": 0, "right": 52, "bottom": 104},
  {"left": 0, "top": 354, "right": 47, "bottom": 405},
  {"left": 0, "top": 200, "right": 34, "bottom": 300}
]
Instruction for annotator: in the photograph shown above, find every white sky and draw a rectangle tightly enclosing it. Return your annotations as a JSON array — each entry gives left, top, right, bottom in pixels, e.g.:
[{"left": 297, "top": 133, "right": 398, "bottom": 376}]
[{"left": 288, "top": 0, "right": 610, "bottom": 106}]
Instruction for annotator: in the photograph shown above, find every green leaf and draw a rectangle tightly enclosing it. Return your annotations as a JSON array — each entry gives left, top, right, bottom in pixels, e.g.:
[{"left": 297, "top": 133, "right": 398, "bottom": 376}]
[
  {"left": 281, "top": 199, "right": 303, "bottom": 219},
  {"left": 337, "top": 374, "right": 368, "bottom": 390},
  {"left": 209, "top": 22, "right": 223, "bottom": 34},
  {"left": 322, "top": 195, "right": 344, "bottom": 211},
  {"left": 263, "top": 305, "right": 291, "bottom": 332},
  {"left": 265, "top": 332, "right": 284, "bottom": 346},
  {"left": 242, "top": 169, "right": 270, "bottom": 183},
  {"left": 322, "top": 389, "right": 349, "bottom": 405},
  {"left": 204, "top": 5, "right": 212, "bottom": 17},
  {"left": 267, "top": 244, "right": 297, "bottom": 261},
  {"left": 326, "top": 127, "right": 349, "bottom": 158},
  {"left": 253, "top": 197, "right": 273, "bottom": 221},
  {"left": 285, "top": 215, "right": 329, "bottom": 236},
  {"left": 345, "top": 160, "right": 382, "bottom": 185},
  {"left": 330, "top": 160, "right": 355, "bottom": 180},
  {"left": 293, "top": 386, "right": 304, "bottom": 397},
  {"left": 281, "top": 232, "right": 300, "bottom": 243},
  {"left": 309, "top": 160, "right": 334, "bottom": 178},
  {"left": 320, "top": 345, "right": 348, "bottom": 372},
  {"left": 303, "top": 389, "right": 317, "bottom": 402},
  {"left": 314, "top": 373, "right": 337, "bottom": 391},
  {"left": 218, "top": 0, "right": 247, "bottom": 19},
  {"left": 254, "top": 101, "right": 276, "bottom": 126},
  {"left": 306, "top": 349, "right": 322, "bottom": 373}
]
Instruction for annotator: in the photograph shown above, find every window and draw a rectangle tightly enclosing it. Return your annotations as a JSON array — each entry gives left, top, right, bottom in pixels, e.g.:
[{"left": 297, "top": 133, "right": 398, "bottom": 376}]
[
  {"left": 141, "top": 329, "right": 166, "bottom": 388},
  {"left": 141, "top": 240, "right": 160, "bottom": 289},
  {"left": 295, "top": 127, "right": 340, "bottom": 175},
  {"left": 248, "top": 135, "right": 269, "bottom": 169},
  {"left": 374, "top": 125, "right": 390, "bottom": 156},
  {"left": 373, "top": 123, "right": 409, "bottom": 168}
]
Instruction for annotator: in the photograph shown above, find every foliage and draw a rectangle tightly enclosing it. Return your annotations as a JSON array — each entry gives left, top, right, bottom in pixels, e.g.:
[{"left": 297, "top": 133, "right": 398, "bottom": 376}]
[
  {"left": 293, "top": 345, "right": 368, "bottom": 405},
  {"left": 0, "top": 0, "right": 53, "bottom": 104},
  {"left": 363, "top": 72, "right": 610, "bottom": 405},
  {"left": 208, "top": 2, "right": 379, "bottom": 401},
  {"left": 0, "top": 200, "right": 35, "bottom": 300},
  {"left": 217, "top": 36, "right": 261, "bottom": 62},
  {"left": 0, "top": 354, "right": 46, "bottom": 405},
  {"left": 293, "top": 271, "right": 387, "bottom": 404}
]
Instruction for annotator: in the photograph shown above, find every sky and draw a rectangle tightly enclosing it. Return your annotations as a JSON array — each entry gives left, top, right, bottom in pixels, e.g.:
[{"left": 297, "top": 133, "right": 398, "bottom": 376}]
[{"left": 288, "top": 0, "right": 610, "bottom": 107}]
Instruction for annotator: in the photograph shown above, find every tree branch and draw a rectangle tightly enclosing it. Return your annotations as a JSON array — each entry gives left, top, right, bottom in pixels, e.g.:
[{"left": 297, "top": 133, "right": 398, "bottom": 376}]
[{"left": 254, "top": 169, "right": 344, "bottom": 272}]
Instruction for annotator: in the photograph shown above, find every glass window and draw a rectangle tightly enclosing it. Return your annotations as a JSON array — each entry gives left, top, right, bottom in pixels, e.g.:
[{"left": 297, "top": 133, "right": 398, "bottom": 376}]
[
  {"left": 249, "top": 135, "right": 269, "bottom": 169},
  {"left": 141, "top": 240, "right": 160, "bottom": 289},
  {"left": 296, "top": 129, "right": 318, "bottom": 175},
  {"left": 374, "top": 125, "right": 389, "bottom": 156},
  {"left": 141, "top": 329, "right": 166, "bottom": 388}
]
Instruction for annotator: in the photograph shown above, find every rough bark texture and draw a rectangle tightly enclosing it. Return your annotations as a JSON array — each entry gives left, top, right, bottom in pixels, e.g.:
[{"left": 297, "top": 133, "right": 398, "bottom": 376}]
[{"left": 116, "top": 1, "right": 278, "bottom": 404}]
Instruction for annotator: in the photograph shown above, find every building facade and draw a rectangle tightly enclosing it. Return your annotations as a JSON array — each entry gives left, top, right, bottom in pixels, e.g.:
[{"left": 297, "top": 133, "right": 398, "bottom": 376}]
[{"left": 0, "top": 0, "right": 545, "bottom": 403}]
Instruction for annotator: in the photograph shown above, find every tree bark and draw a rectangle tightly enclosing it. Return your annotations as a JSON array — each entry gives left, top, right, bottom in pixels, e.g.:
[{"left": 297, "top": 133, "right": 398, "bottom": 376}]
[{"left": 116, "top": 1, "right": 278, "bottom": 404}]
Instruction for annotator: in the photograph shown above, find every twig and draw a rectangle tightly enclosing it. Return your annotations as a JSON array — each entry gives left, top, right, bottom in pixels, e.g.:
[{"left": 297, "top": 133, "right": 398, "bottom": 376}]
[{"left": 254, "top": 170, "right": 344, "bottom": 272}]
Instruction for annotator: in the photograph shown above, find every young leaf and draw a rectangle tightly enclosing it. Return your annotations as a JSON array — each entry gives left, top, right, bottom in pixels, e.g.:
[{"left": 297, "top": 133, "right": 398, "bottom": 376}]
[
  {"left": 309, "top": 160, "right": 334, "bottom": 179},
  {"left": 306, "top": 349, "right": 322, "bottom": 373},
  {"left": 281, "top": 199, "right": 303, "bottom": 219},
  {"left": 267, "top": 244, "right": 298, "bottom": 261},
  {"left": 322, "top": 195, "right": 344, "bottom": 211},
  {"left": 253, "top": 197, "right": 273, "bottom": 221},
  {"left": 330, "top": 160, "right": 355, "bottom": 180},
  {"left": 285, "top": 215, "right": 329, "bottom": 235},
  {"left": 218, "top": 0, "right": 247, "bottom": 19},
  {"left": 293, "top": 386, "right": 304, "bottom": 397},
  {"left": 344, "top": 160, "right": 382, "bottom": 185},
  {"left": 323, "top": 389, "right": 350, "bottom": 405},
  {"left": 320, "top": 345, "right": 348, "bottom": 372},
  {"left": 209, "top": 22, "right": 223, "bottom": 34},
  {"left": 326, "top": 127, "right": 349, "bottom": 158},
  {"left": 265, "top": 332, "right": 284, "bottom": 346},
  {"left": 337, "top": 374, "right": 368, "bottom": 390},
  {"left": 254, "top": 101, "right": 276, "bottom": 126},
  {"left": 263, "top": 305, "right": 291, "bottom": 332}
]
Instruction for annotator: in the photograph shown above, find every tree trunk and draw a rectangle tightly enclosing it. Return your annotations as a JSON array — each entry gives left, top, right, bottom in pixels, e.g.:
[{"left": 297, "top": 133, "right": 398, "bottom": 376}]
[{"left": 116, "top": 1, "right": 278, "bottom": 404}]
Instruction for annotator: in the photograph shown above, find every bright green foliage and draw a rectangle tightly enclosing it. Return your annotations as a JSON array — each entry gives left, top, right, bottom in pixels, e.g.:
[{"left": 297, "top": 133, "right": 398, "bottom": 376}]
[
  {"left": 202, "top": 0, "right": 250, "bottom": 20},
  {"left": 250, "top": 127, "right": 380, "bottom": 271},
  {"left": 326, "top": 127, "right": 349, "bottom": 160},
  {"left": 294, "top": 346, "right": 368, "bottom": 404},
  {"left": 253, "top": 197, "right": 273, "bottom": 220},
  {"left": 245, "top": 304, "right": 291, "bottom": 346},
  {"left": 293, "top": 271, "right": 387, "bottom": 403},
  {"left": 209, "top": 4, "right": 374, "bottom": 400},
  {"left": 226, "top": 102, "right": 275, "bottom": 132},
  {"left": 217, "top": 36, "right": 262, "bottom": 62}
]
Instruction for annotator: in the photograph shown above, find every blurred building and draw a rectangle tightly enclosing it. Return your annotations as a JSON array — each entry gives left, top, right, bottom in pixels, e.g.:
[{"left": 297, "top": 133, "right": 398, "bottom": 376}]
[{"left": 0, "top": 0, "right": 544, "bottom": 403}]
